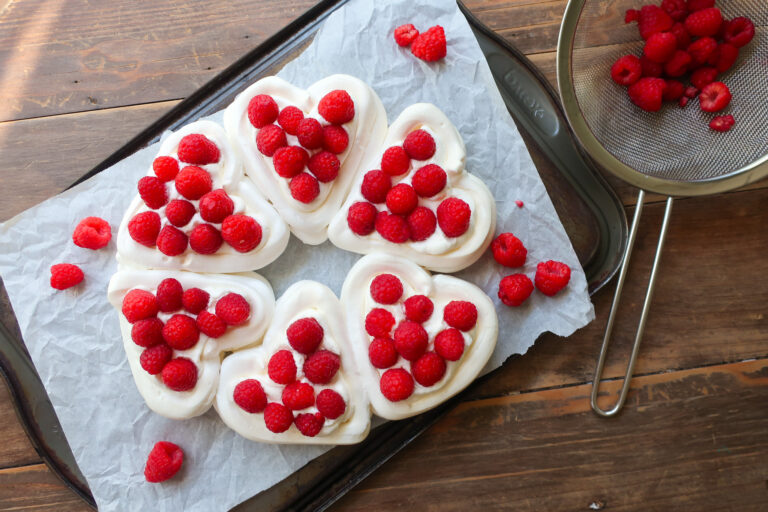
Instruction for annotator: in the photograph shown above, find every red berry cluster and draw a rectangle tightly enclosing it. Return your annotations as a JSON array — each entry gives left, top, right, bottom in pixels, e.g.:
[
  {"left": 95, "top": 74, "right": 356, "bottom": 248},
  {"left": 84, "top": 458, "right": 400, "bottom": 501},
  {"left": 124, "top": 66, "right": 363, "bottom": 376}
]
[
  {"left": 128, "top": 133, "right": 263, "bottom": 256},
  {"left": 346, "top": 129, "right": 471, "bottom": 243},
  {"left": 232, "top": 316, "right": 347, "bottom": 438},
  {"left": 614, "top": 2, "right": 754, "bottom": 132},
  {"left": 248, "top": 90, "right": 354, "bottom": 204},
  {"left": 121, "top": 278, "right": 251, "bottom": 391},
  {"left": 393, "top": 23, "right": 447, "bottom": 62}
]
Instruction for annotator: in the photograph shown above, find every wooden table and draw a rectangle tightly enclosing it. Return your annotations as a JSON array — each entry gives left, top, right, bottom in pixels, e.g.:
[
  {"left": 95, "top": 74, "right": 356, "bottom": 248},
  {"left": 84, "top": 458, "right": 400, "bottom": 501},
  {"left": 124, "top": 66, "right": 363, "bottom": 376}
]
[{"left": 1, "top": 1, "right": 766, "bottom": 510}]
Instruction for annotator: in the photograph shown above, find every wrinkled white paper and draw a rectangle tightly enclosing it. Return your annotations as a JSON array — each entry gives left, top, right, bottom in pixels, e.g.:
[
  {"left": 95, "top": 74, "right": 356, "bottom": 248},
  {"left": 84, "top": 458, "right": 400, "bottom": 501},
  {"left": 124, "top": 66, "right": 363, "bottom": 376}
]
[{"left": 0, "top": 0, "right": 594, "bottom": 510}]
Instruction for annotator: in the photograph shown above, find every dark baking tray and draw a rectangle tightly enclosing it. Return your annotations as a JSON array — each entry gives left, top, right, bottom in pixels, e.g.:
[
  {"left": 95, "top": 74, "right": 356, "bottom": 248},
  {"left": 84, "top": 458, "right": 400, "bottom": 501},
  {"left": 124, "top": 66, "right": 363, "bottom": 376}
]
[{"left": 0, "top": 1, "right": 627, "bottom": 510}]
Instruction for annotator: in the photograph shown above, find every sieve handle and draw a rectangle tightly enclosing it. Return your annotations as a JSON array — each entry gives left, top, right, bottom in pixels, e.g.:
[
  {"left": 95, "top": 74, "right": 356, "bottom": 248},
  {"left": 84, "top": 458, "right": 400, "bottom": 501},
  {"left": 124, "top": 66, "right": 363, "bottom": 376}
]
[{"left": 591, "top": 191, "right": 674, "bottom": 417}]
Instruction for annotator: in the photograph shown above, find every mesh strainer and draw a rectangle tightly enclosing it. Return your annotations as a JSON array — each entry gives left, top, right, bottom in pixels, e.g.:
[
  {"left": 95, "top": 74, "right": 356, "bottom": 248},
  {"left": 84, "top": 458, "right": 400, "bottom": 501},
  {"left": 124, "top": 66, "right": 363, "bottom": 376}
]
[{"left": 557, "top": 0, "right": 768, "bottom": 416}]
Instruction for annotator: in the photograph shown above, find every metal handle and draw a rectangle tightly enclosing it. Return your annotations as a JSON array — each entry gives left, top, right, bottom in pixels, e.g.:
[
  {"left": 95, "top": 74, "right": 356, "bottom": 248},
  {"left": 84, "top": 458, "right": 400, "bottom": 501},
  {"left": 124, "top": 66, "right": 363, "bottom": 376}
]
[{"left": 591, "top": 190, "right": 674, "bottom": 417}]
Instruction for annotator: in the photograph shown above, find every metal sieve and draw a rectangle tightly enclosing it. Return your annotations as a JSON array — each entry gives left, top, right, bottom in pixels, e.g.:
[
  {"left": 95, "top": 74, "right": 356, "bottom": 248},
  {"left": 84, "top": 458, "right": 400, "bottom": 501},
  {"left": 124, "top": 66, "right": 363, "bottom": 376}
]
[{"left": 556, "top": 0, "right": 768, "bottom": 416}]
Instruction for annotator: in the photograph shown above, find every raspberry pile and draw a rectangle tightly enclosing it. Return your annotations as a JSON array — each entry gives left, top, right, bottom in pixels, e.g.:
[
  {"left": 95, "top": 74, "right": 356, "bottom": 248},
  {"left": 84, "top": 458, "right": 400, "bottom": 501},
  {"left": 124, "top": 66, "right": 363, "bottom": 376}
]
[
  {"left": 128, "top": 133, "right": 264, "bottom": 256},
  {"left": 346, "top": 129, "right": 472, "bottom": 243},
  {"left": 232, "top": 316, "right": 347, "bottom": 438},
  {"left": 393, "top": 23, "right": 447, "bottom": 62},
  {"left": 248, "top": 90, "right": 355, "bottom": 204},
  {"left": 613, "top": 2, "right": 754, "bottom": 132},
  {"left": 121, "top": 278, "right": 251, "bottom": 391}
]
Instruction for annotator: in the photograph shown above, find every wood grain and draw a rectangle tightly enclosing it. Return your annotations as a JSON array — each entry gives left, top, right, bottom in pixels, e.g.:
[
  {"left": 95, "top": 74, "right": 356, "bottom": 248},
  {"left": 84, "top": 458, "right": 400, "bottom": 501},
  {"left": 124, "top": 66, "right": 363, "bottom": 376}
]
[
  {"left": 0, "top": 464, "right": 90, "bottom": 511},
  {"left": 0, "top": 379, "right": 40, "bottom": 469}
]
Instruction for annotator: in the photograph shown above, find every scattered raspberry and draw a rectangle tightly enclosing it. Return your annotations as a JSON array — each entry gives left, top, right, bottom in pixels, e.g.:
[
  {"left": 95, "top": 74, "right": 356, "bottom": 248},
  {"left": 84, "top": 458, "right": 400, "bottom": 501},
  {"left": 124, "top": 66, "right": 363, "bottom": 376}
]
[
  {"left": 386, "top": 183, "right": 418, "bottom": 215},
  {"left": 663, "top": 79, "right": 685, "bottom": 101},
  {"left": 498, "top": 273, "right": 534, "bottom": 307},
  {"left": 153, "top": 156, "right": 180, "bottom": 182},
  {"left": 411, "top": 164, "right": 447, "bottom": 198},
  {"left": 215, "top": 293, "right": 250, "bottom": 326},
  {"left": 637, "top": 5, "right": 673, "bottom": 40},
  {"left": 381, "top": 146, "right": 411, "bottom": 176},
  {"left": 393, "top": 320, "right": 428, "bottom": 361},
  {"left": 365, "top": 308, "right": 396, "bottom": 338},
  {"left": 175, "top": 165, "right": 213, "bottom": 200},
  {"left": 411, "top": 25, "right": 447, "bottom": 62},
  {"left": 347, "top": 201, "right": 378, "bottom": 236},
  {"left": 247, "top": 94, "right": 279, "bottom": 129},
  {"left": 295, "top": 412, "right": 325, "bottom": 437},
  {"left": 290, "top": 172, "right": 320, "bottom": 203},
  {"left": 131, "top": 317, "right": 164, "bottom": 347},
  {"left": 394, "top": 23, "right": 419, "bottom": 47},
  {"left": 199, "top": 189, "right": 235, "bottom": 223},
  {"left": 687, "top": 0, "right": 714, "bottom": 11},
  {"left": 72, "top": 217, "right": 111, "bottom": 250},
  {"left": 161, "top": 357, "right": 198, "bottom": 391},
  {"left": 308, "top": 151, "right": 340, "bottom": 182},
  {"left": 144, "top": 441, "right": 183, "bottom": 483},
  {"left": 380, "top": 368, "right": 414, "bottom": 402},
  {"left": 128, "top": 211, "right": 161, "bottom": 247},
  {"left": 403, "top": 129, "right": 436, "bottom": 160},
  {"left": 643, "top": 32, "right": 677, "bottom": 63},
  {"left": 182, "top": 288, "right": 209, "bottom": 314},
  {"left": 370, "top": 274, "right": 403, "bottom": 304},
  {"left": 189, "top": 223, "right": 223, "bottom": 255},
  {"left": 670, "top": 22, "right": 691, "bottom": 49},
  {"left": 297, "top": 117, "right": 324, "bottom": 149},
  {"left": 690, "top": 67, "right": 718, "bottom": 90},
  {"left": 177, "top": 134, "right": 220, "bottom": 165},
  {"left": 404, "top": 295, "right": 434, "bottom": 323},
  {"left": 264, "top": 403, "right": 294, "bottom": 433},
  {"left": 368, "top": 337, "right": 399, "bottom": 368},
  {"left": 268, "top": 349, "right": 297, "bottom": 385},
  {"left": 165, "top": 199, "right": 196, "bottom": 228},
  {"left": 640, "top": 55, "right": 663, "bottom": 77},
  {"left": 628, "top": 77, "right": 666, "bottom": 111},
  {"left": 318, "top": 90, "right": 355, "bottom": 124},
  {"left": 162, "top": 314, "right": 200, "bottom": 350},
  {"left": 139, "top": 343, "right": 172, "bottom": 375},
  {"left": 437, "top": 197, "right": 471, "bottom": 238},
  {"left": 407, "top": 206, "right": 437, "bottom": 241},
  {"left": 196, "top": 310, "right": 227, "bottom": 338},
  {"left": 156, "top": 278, "right": 183, "bottom": 313},
  {"left": 709, "top": 114, "right": 735, "bottom": 132},
  {"left": 724, "top": 17, "right": 754, "bottom": 48},
  {"left": 664, "top": 50, "right": 692, "bottom": 77},
  {"left": 515, "top": 200, "right": 524, "bottom": 208},
  {"left": 122, "top": 289, "right": 158, "bottom": 323},
  {"left": 412, "top": 351, "right": 446, "bottom": 387},
  {"left": 221, "top": 214, "right": 263, "bottom": 252},
  {"left": 316, "top": 389, "right": 346, "bottom": 420},
  {"left": 282, "top": 381, "right": 315, "bottom": 410},
  {"left": 303, "top": 350, "right": 341, "bottom": 384},
  {"left": 534, "top": 260, "right": 572, "bottom": 296},
  {"left": 699, "top": 81, "right": 731, "bottom": 112},
  {"left": 256, "top": 124, "right": 287, "bottom": 157},
  {"left": 49, "top": 263, "right": 84, "bottom": 290},
  {"left": 688, "top": 36, "right": 718, "bottom": 66},
  {"left": 278, "top": 106, "right": 304, "bottom": 135},
  {"left": 287, "top": 317, "right": 324, "bottom": 354},
  {"left": 156, "top": 225, "right": 188, "bottom": 256},
  {"left": 375, "top": 211, "right": 410, "bottom": 243},
  {"left": 434, "top": 328, "right": 465, "bottom": 361},
  {"left": 322, "top": 125, "right": 349, "bottom": 154},
  {"left": 684, "top": 7, "right": 722, "bottom": 37},
  {"left": 233, "top": 379, "right": 267, "bottom": 413},
  {"left": 361, "top": 170, "right": 392, "bottom": 203},
  {"left": 661, "top": 0, "right": 687, "bottom": 21},
  {"left": 491, "top": 233, "right": 527, "bottom": 268},
  {"left": 714, "top": 43, "right": 738, "bottom": 73},
  {"left": 611, "top": 55, "right": 643, "bottom": 86},
  {"left": 444, "top": 300, "right": 478, "bottom": 331}
]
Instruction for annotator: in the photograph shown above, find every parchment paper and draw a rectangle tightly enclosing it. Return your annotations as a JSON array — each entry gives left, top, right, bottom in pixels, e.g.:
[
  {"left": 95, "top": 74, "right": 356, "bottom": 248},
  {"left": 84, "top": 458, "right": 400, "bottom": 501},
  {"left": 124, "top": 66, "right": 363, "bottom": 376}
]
[{"left": 0, "top": 0, "right": 594, "bottom": 510}]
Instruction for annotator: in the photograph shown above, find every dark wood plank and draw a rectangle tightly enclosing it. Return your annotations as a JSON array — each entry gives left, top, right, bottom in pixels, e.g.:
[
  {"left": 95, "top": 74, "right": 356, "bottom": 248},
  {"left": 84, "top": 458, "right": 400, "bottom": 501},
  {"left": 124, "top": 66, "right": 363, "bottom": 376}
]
[
  {"left": 0, "top": 464, "right": 90, "bottom": 511},
  {"left": 333, "top": 359, "right": 768, "bottom": 511},
  {"left": 0, "top": 380, "right": 41, "bottom": 469}
]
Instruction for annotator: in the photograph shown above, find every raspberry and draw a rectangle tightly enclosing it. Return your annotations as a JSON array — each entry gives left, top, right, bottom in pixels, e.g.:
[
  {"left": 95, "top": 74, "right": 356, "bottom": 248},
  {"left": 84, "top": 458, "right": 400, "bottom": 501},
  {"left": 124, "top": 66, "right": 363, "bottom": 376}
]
[
  {"left": 297, "top": 117, "right": 324, "bottom": 149},
  {"left": 381, "top": 146, "right": 411, "bottom": 176},
  {"left": 375, "top": 211, "right": 410, "bottom": 243},
  {"left": 233, "top": 379, "right": 267, "bottom": 413},
  {"left": 139, "top": 343, "right": 172, "bottom": 375},
  {"left": 625, "top": 9, "right": 640, "bottom": 24},
  {"left": 361, "top": 170, "right": 391, "bottom": 203},
  {"left": 287, "top": 317, "right": 324, "bottom": 354},
  {"left": 679, "top": 96, "right": 690, "bottom": 108},
  {"left": 322, "top": 125, "right": 349, "bottom": 154},
  {"left": 664, "top": 50, "right": 691, "bottom": 77},
  {"left": 685, "top": 85, "right": 699, "bottom": 98},
  {"left": 628, "top": 77, "right": 666, "bottom": 111},
  {"left": 685, "top": 7, "right": 722, "bottom": 37},
  {"left": 498, "top": 273, "right": 534, "bottom": 307},
  {"left": 282, "top": 381, "right": 315, "bottom": 410},
  {"left": 138, "top": 176, "right": 168, "bottom": 210},
  {"left": 714, "top": 43, "right": 738, "bottom": 73},
  {"left": 412, "top": 164, "right": 447, "bottom": 198},
  {"left": 175, "top": 166, "right": 213, "bottom": 200},
  {"left": 290, "top": 172, "right": 320, "bottom": 203},
  {"left": 196, "top": 310, "right": 227, "bottom": 338},
  {"left": 534, "top": 260, "right": 572, "bottom": 296},
  {"left": 380, "top": 368, "right": 414, "bottom": 402},
  {"left": 303, "top": 350, "right": 341, "bottom": 384},
  {"left": 122, "top": 289, "right": 158, "bottom": 323},
  {"left": 444, "top": 301, "right": 478, "bottom": 331},
  {"left": 49, "top": 263, "right": 84, "bottom": 290},
  {"left": 663, "top": 79, "right": 685, "bottom": 101},
  {"left": 318, "top": 90, "right": 355, "bottom": 124},
  {"left": 156, "top": 225, "right": 188, "bottom": 256},
  {"left": 128, "top": 211, "right": 161, "bottom": 247},
  {"left": 690, "top": 67, "right": 717, "bottom": 91},
  {"left": 131, "top": 317, "right": 165, "bottom": 347},
  {"left": 256, "top": 124, "right": 287, "bottom": 157},
  {"left": 661, "top": 0, "right": 687, "bottom": 21},
  {"left": 295, "top": 412, "right": 324, "bottom": 437},
  {"left": 610, "top": 55, "right": 642, "bottom": 86},
  {"left": 670, "top": 22, "right": 691, "bottom": 49},
  {"left": 412, "top": 351, "right": 446, "bottom": 387},
  {"left": 177, "top": 134, "right": 220, "bottom": 165},
  {"left": 268, "top": 349, "right": 297, "bottom": 385},
  {"left": 403, "top": 129, "right": 436, "bottom": 160},
  {"left": 316, "top": 389, "right": 346, "bottom": 419},
  {"left": 386, "top": 183, "right": 418, "bottom": 215},
  {"left": 272, "top": 146, "right": 309, "bottom": 179},
  {"left": 144, "top": 441, "right": 183, "bottom": 483},
  {"left": 643, "top": 32, "right": 677, "bottom": 63},
  {"left": 264, "top": 403, "right": 294, "bottom": 433},
  {"left": 222, "top": 214, "right": 263, "bottom": 252},
  {"left": 434, "top": 328, "right": 465, "bottom": 361},
  {"left": 162, "top": 314, "right": 200, "bottom": 350},
  {"left": 308, "top": 151, "right": 340, "bottom": 182},
  {"left": 393, "top": 320, "right": 428, "bottom": 361},
  {"left": 370, "top": 274, "right": 403, "bottom": 304},
  {"left": 699, "top": 81, "right": 731, "bottom": 112},
  {"left": 247, "top": 94, "right": 279, "bottom": 128},
  {"left": 215, "top": 293, "right": 250, "bottom": 325},
  {"left": 182, "top": 288, "right": 209, "bottom": 314},
  {"left": 347, "top": 201, "right": 378, "bottom": 236},
  {"left": 71, "top": 218, "right": 111, "bottom": 253},
  {"left": 686, "top": 0, "right": 714, "bottom": 11},
  {"left": 688, "top": 37, "right": 717, "bottom": 66},
  {"left": 365, "top": 308, "right": 396, "bottom": 337},
  {"left": 724, "top": 17, "right": 754, "bottom": 48},
  {"left": 515, "top": 200, "right": 524, "bottom": 208},
  {"left": 199, "top": 189, "right": 235, "bottom": 223},
  {"left": 404, "top": 295, "right": 434, "bottom": 323},
  {"left": 491, "top": 233, "right": 527, "bottom": 268},
  {"left": 156, "top": 278, "right": 183, "bottom": 313},
  {"left": 709, "top": 114, "right": 735, "bottom": 132},
  {"left": 153, "top": 156, "right": 180, "bottom": 182},
  {"left": 640, "top": 55, "right": 663, "bottom": 77},
  {"left": 637, "top": 5, "right": 673, "bottom": 40},
  {"left": 161, "top": 357, "right": 198, "bottom": 391},
  {"left": 368, "top": 337, "right": 398, "bottom": 368},
  {"left": 394, "top": 23, "right": 419, "bottom": 47},
  {"left": 165, "top": 199, "right": 196, "bottom": 227},
  {"left": 278, "top": 106, "right": 304, "bottom": 135},
  {"left": 411, "top": 25, "right": 447, "bottom": 62},
  {"left": 189, "top": 224, "right": 223, "bottom": 255},
  {"left": 437, "top": 197, "right": 471, "bottom": 237},
  {"left": 407, "top": 206, "right": 437, "bottom": 241}
]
